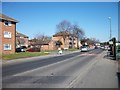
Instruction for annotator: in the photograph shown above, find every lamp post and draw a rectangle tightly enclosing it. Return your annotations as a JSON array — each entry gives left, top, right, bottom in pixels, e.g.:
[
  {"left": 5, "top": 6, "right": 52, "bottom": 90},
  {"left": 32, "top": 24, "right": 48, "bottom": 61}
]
[{"left": 108, "top": 17, "right": 112, "bottom": 40}]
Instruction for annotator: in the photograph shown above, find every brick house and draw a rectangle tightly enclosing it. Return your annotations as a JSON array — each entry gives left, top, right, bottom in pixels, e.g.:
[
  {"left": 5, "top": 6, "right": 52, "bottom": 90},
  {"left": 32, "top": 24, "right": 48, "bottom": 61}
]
[
  {"left": 0, "top": 14, "right": 18, "bottom": 54},
  {"left": 28, "top": 39, "right": 56, "bottom": 51},
  {"left": 41, "top": 40, "right": 56, "bottom": 51},
  {"left": 16, "top": 31, "right": 29, "bottom": 48},
  {"left": 52, "top": 32, "right": 78, "bottom": 49}
]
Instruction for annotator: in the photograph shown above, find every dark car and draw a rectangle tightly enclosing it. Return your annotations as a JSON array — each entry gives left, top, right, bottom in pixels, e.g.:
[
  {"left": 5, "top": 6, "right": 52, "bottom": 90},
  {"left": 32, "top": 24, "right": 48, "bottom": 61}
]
[
  {"left": 16, "top": 48, "right": 21, "bottom": 52},
  {"left": 16, "top": 46, "right": 27, "bottom": 52},
  {"left": 20, "top": 46, "right": 27, "bottom": 52}
]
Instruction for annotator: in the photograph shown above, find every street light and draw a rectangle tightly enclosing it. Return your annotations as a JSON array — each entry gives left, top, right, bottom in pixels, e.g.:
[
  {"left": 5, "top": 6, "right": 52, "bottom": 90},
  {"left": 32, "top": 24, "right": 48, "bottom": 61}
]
[{"left": 108, "top": 17, "right": 112, "bottom": 40}]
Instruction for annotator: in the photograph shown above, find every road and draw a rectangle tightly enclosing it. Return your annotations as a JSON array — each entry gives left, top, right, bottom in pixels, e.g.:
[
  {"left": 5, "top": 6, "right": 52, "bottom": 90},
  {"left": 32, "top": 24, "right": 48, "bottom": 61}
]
[{"left": 2, "top": 49, "right": 118, "bottom": 88}]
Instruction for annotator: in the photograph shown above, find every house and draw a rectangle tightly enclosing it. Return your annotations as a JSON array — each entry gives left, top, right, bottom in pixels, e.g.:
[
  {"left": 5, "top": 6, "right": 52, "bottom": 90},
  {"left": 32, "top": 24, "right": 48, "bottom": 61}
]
[
  {"left": 41, "top": 40, "right": 56, "bottom": 51},
  {"left": 16, "top": 31, "right": 29, "bottom": 48},
  {"left": 52, "top": 32, "right": 78, "bottom": 49},
  {"left": 28, "top": 38, "right": 56, "bottom": 51},
  {"left": 0, "top": 14, "right": 18, "bottom": 54}
]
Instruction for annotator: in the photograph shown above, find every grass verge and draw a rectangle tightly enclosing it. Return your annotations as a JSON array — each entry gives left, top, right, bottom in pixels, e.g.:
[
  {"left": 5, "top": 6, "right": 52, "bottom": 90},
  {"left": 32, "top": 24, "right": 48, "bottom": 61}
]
[
  {"left": 2, "top": 52, "right": 49, "bottom": 60},
  {"left": 67, "top": 48, "right": 79, "bottom": 51}
]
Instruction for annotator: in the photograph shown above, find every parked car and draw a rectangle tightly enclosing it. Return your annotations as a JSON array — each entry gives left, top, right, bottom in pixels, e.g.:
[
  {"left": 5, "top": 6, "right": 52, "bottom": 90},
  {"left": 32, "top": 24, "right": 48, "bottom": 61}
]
[
  {"left": 80, "top": 46, "right": 88, "bottom": 52},
  {"left": 20, "top": 46, "right": 27, "bottom": 52},
  {"left": 26, "top": 47, "right": 40, "bottom": 52},
  {"left": 16, "top": 46, "right": 27, "bottom": 52},
  {"left": 16, "top": 48, "right": 21, "bottom": 52}
]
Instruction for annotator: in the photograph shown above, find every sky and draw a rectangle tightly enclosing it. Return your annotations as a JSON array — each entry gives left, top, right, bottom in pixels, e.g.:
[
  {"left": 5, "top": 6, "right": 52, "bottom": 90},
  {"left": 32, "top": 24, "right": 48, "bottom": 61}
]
[{"left": 2, "top": 2, "right": 118, "bottom": 42}]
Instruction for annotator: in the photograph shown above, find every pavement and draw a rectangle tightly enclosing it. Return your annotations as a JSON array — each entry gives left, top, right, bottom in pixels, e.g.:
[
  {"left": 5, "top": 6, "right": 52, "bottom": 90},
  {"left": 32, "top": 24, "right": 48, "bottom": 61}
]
[{"left": 73, "top": 51, "right": 118, "bottom": 88}]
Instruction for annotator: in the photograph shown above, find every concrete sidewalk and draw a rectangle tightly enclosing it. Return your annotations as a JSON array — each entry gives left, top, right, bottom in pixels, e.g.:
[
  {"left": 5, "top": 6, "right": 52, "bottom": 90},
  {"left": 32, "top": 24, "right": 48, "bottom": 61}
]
[{"left": 75, "top": 51, "right": 118, "bottom": 88}]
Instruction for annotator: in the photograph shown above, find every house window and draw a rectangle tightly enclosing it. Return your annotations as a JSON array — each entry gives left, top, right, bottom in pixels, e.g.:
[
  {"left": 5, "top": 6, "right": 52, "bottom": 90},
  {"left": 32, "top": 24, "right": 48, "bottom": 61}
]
[
  {"left": 0, "top": 18, "right": 2, "bottom": 22},
  {"left": 74, "top": 40, "right": 76, "bottom": 42},
  {"left": 4, "top": 44, "right": 11, "bottom": 50},
  {"left": 4, "top": 21, "right": 12, "bottom": 26},
  {"left": 4, "top": 31, "right": 11, "bottom": 38}
]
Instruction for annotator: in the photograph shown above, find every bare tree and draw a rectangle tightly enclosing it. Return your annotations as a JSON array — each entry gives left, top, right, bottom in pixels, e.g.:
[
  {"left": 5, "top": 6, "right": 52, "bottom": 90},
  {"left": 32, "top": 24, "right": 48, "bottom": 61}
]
[
  {"left": 81, "top": 38, "right": 99, "bottom": 46},
  {"left": 56, "top": 20, "right": 72, "bottom": 48},
  {"left": 72, "top": 24, "right": 85, "bottom": 48},
  {"left": 56, "top": 20, "right": 72, "bottom": 33},
  {"left": 72, "top": 24, "right": 85, "bottom": 40}
]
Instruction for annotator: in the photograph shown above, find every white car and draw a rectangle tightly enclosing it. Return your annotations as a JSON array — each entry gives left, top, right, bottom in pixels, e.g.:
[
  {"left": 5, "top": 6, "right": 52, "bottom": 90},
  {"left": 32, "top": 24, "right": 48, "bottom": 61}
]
[
  {"left": 100, "top": 46, "right": 105, "bottom": 50},
  {"left": 80, "top": 46, "right": 88, "bottom": 52}
]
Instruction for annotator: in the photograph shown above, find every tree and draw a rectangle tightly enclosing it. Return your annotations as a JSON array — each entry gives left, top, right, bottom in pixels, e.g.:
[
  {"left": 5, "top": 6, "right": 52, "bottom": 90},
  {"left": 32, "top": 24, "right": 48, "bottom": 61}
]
[
  {"left": 72, "top": 24, "right": 85, "bottom": 40},
  {"left": 56, "top": 20, "right": 72, "bottom": 33},
  {"left": 56, "top": 20, "right": 72, "bottom": 48},
  {"left": 72, "top": 24, "right": 85, "bottom": 48},
  {"left": 81, "top": 38, "right": 100, "bottom": 46},
  {"left": 56, "top": 20, "right": 86, "bottom": 49}
]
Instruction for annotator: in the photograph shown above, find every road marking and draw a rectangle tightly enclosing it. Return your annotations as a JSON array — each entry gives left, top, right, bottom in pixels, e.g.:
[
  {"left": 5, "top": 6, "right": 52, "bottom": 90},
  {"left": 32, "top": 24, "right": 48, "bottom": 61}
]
[{"left": 80, "top": 53, "right": 97, "bottom": 56}]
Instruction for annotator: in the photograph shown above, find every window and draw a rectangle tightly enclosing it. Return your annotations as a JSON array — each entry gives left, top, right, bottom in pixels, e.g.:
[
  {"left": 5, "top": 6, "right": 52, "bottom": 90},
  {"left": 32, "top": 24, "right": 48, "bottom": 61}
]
[
  {"left": 4, "top": 21, "right": 12, "bottom": 26},
  {"left": 0, "top": 18, "right": 2, "bottom": 22},
  {"left": 74, "top": 40, "right": 76, "bottom": 42},
  {"left": 69, "top": 36, "right": 72, "bottom": 38},
  {"left": 4, "top": 44, "right": 11, "bottom": 50},
  {"left": 4, "top": 31, "right": 11, "bottom": 38},
  {"left": 69, "top": 40, "right": 72, "bottom": 42}
]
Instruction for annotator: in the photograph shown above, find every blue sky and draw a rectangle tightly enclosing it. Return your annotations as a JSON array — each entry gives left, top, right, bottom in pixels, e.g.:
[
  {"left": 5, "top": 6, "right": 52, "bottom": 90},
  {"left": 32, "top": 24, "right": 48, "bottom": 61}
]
[{"left": 2, "top": 2, "right": 118, "bottom": 42}]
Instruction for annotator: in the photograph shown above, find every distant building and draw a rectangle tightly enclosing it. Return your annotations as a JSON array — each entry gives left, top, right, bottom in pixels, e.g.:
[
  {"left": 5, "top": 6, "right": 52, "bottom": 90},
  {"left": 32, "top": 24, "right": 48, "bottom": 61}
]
[
  {"left": 16, "top": 31, "right": 29, "bottom": 48},
  {"left": 52, "top": 32, "right": 78, "bottom": 49},
  {"left": 0, "top": 14, "right": 18, "bottom": 54},
  {"left": 28, "top": 32, "right": 80, "bottom": 51}
]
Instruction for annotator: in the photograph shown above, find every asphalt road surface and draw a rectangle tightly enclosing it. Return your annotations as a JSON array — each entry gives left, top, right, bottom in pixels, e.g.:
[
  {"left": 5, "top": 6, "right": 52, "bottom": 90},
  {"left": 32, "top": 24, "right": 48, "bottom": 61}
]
[{"left": 2, "top": 49, "right": 106, "bottom": 88}]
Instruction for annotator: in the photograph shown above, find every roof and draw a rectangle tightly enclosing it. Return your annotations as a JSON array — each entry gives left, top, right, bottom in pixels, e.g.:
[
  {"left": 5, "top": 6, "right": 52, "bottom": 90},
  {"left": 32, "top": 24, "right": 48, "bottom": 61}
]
[
  {"left": 16, "top": 31, "right": 29, "bottom": 38},
  {"left": 29, "top": 38, "right": 52, "bottom": 45},
  {"left": 53, "top": 31, "right": 76, "bottom": 37},
  {"left": 0, "top": 13, "right": 18, "bottom": 23},
  {"left": 53, "top": 31, "right": 71, "bottom": 37}
]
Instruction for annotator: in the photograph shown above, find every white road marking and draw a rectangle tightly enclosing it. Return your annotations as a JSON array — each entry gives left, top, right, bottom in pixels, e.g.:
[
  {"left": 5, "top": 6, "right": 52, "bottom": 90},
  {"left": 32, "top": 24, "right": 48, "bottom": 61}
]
[{"left": 80, "top": 53, "right": 97, "bottom": 56}]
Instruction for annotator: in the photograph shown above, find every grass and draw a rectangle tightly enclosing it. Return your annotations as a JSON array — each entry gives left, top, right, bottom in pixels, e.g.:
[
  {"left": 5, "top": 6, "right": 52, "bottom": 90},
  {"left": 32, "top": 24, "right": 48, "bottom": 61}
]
[
  {"left": 2, "top": 52, "right": 49, "bottom": 60},
  {"left": 67, "top": 48, "right": 79, "bottom": 51},
  {"left": 2, "top": 48, "right": 79, "bottom": 60}
]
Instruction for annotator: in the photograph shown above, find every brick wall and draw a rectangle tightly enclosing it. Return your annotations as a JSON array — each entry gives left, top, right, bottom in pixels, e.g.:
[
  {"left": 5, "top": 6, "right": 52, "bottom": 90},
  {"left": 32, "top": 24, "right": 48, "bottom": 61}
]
[
  {"left": 52, "top": 36, "right": 65, "bottom": 48},
  {"left": 52, "top": 35, "right": 78, "bottom": 49},
  {"left": 0, "top": 21, "right": 2, "bottom": 55},
  {"left": 1, "top": 20, "right": 16, "bottom": 54}
]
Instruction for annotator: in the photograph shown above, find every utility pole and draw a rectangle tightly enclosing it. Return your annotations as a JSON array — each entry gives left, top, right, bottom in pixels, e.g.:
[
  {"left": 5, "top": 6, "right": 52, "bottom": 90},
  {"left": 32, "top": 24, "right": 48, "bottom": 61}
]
[{"left": 108, "top": 17, "right": 112, "bottom": 40}]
